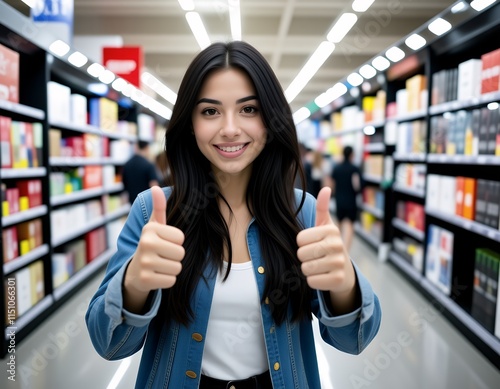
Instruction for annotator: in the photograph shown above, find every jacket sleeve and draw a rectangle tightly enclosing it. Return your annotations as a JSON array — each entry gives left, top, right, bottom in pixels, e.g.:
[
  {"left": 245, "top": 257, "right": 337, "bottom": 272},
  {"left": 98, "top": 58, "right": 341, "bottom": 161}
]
[
  {"left": 85, "top": 189, "right": 163, "bottom": 360},
  {"left": 296, "top": 188, "right": 382, "bottom": 354}
]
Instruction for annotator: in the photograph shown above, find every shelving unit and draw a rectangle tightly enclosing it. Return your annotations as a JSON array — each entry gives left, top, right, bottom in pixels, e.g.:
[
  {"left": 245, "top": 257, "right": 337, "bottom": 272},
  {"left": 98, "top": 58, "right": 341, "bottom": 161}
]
[
  {"left": 304, "top": 2, "right": 500, "bottom": 368},
  {"left": 0, "top": 2, "right": 167, "bottom": 357}
]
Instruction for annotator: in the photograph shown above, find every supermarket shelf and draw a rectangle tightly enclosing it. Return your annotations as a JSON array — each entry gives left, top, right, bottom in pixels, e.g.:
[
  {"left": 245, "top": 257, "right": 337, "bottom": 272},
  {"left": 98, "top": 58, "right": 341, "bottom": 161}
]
[
  {"left": 393, "top": 184, "right": 425, "bottom": 199},
  {"left": 52, "top": 249, "right": 114, "bottom": 301},
  {"left": 106, "top": 204, "right": 131, "bottom": 222},
  {"left": 393, "top": 153, "right": 426, "bottom": 162},
  {"left": 105, "top": 183, "right": 124, "bottom": 193},
  {"left": 51, "top": 187, "right": 105, "bottom": 206},
  {"left": 354, "top": 222, "right": 381, "bottom": 248},
  {"left": 426, "top": 207, "right": 500, "bottom": 243},
  {"left": 5, "top": 296, "right": 54, "bottom": 340},
  {"left": 51, "top": 216, "right": 106, "bottom": 247},
  {"left": 363, "top": 174, "right": 383, "bottom": 184},
  {"left": 389, "top": 110, "right": 427, "bottom": 123},
  {"left": 0, "top": 99, "right": 45, "bottom": 120},
  {"left": 428, "top": 91, "right": 500, "bottom": 115},
  {"left": 420, "top": 278, "right": 500, "bottom": 357},
  {"left": 364, "top": 143, "right": 385, "bottom": 153},
  {"left": 49, "top": 120, "right": 138, "bottom": 142},
  {"left": 392, "top": 218, "right": 425, "bottom": 241},
  {"left": 365, "top": 120, "right": 386, "bottom": 128},
  {"left": 427, "top": 154, "right": 500, "bottom": 165},
  {"left": 0, "top": 168, "right": 46, "bottom": 179},
  {"left": 2, "top": 205, "right": 48, "bottom": 227},
  {"left": 388, "top": 250, "right": 423, "bottom": 284},
  {"left": 3, "top": 244, "right": 49, "bottom": 275},
  {"left": 360, "top": 203, "right": 384, "bottom": 219},
  {"left": 324, "top": 127, "right": 363, "bottom": 138},
  {"left": 49, "top": 157, "right": 106, "bottom": 166}
]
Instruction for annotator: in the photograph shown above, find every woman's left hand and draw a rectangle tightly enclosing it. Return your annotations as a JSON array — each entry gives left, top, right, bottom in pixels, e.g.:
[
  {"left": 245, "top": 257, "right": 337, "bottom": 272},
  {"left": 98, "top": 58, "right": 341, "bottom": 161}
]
[{"left": 296, "top": 187, "right": 356, "bottom": 296}]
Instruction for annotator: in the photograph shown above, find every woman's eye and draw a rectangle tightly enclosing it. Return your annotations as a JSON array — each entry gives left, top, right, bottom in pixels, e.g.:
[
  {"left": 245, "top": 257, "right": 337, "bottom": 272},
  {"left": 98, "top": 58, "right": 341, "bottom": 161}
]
[
  {"left": 242, "top": 106, "right": 258, "bottom": 114},
  {"left": 202, "top": 108, "right": 218, "bottom": 116}
]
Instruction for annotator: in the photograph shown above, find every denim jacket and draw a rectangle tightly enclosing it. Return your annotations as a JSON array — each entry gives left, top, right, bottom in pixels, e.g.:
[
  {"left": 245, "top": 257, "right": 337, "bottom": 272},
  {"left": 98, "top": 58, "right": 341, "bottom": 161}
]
[{"left": 86, "top": 187, "right": 381, "bottom": 389}]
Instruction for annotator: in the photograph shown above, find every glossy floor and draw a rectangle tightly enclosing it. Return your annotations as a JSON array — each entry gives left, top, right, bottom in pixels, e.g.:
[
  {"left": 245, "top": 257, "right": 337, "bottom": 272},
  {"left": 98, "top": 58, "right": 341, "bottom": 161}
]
[{"left": 2, "top": 234, "right": 500, "bottom": 389}]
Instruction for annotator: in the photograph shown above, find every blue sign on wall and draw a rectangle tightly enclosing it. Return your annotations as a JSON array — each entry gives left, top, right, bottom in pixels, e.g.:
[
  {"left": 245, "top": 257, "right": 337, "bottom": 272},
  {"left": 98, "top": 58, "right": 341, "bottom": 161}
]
[{"left": 31, "top": 0, "right": 74, "bottom": 44}]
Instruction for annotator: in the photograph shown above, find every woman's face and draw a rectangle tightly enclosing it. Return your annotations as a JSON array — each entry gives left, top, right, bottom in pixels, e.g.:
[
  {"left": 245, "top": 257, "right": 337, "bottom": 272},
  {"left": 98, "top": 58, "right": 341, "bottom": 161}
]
[{"left": 192, "top": 68, "right": 267, "bottom": 180}]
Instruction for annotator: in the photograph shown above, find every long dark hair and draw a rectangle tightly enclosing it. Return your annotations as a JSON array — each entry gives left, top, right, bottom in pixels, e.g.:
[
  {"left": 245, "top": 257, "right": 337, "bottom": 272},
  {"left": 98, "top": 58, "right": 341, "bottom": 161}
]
[{"left": 162, "top": 41, "right": 309, "bottom": 326}]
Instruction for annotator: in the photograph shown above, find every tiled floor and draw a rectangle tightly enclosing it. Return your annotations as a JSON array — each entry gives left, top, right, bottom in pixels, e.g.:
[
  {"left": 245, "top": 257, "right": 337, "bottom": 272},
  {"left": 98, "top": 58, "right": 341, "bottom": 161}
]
[{"left": 2, "top": 234, "right": 500, "bottom": 389}]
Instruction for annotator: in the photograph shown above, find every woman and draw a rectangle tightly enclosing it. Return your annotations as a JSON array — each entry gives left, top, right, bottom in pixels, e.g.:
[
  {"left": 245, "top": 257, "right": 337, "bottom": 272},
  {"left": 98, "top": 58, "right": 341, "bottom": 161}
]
[{"left": 86, "top": 41, "right": 381, "bottom": 389}]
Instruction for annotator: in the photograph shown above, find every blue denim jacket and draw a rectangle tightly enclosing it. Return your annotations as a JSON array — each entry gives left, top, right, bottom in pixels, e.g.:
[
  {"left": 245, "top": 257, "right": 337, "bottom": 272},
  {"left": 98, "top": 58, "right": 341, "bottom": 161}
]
[{"left": 86, "top": 187, "right": 381, "bottom": 389}]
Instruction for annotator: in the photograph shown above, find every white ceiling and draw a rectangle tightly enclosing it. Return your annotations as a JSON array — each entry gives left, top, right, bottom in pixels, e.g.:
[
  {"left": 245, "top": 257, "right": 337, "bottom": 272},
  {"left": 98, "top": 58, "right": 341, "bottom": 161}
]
[{"left": 71, "top": 0, "right": 456, "bottom": 114}]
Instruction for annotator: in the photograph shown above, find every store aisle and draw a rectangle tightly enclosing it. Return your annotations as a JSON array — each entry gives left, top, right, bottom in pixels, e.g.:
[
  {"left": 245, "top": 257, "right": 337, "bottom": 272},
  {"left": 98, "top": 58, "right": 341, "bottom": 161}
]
[{"left": 2, "top": 234, "right": 500, "bottom": 389}]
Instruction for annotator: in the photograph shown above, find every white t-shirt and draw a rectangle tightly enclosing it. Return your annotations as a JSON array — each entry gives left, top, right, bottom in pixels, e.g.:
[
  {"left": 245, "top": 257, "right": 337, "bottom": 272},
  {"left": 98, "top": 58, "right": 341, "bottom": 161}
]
[{"left": 201, "top": 261, "right": 268, "bottom": 380}]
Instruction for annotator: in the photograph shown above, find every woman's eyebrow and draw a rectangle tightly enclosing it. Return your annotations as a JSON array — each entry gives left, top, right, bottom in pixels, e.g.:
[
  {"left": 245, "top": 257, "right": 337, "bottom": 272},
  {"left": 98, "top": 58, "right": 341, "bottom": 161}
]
[{"left": 196, "top": 95, "right": 258, "bottom": 105}]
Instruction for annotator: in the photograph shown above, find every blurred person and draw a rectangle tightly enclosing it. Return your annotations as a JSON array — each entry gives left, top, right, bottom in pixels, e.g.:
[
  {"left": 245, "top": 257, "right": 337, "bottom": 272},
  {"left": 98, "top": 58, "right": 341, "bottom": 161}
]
[
  {"left": 330, "top": 145, "right": 363, "bottom": 251},
  {"left": 154, "top": 151, "right": 172, "bottom": 187},
  {"left": 122, "top": 140, "right": 159, "bottom": 203}
]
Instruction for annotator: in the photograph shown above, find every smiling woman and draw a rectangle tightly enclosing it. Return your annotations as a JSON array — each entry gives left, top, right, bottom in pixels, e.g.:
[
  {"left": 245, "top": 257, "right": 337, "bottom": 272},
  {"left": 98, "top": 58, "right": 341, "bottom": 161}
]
[{"left": 85, "top": 41, "right": 381, "bottom": 389}]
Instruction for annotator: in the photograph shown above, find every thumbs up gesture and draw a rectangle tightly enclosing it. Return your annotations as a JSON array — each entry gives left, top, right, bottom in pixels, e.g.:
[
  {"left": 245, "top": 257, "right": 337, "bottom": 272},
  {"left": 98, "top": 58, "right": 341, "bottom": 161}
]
[
  {"left": 124, "top": 186, "right": 185, "bottom": 305},
  {"left": 297, "top": 187, "right": 356, "bottom": 299}
]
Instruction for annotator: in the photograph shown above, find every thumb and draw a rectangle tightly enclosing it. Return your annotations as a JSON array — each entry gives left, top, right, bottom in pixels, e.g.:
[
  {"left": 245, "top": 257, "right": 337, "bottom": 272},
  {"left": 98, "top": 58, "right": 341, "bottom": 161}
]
[
  {"left": 150, "top": 186, "right": 167, "bottom": 224},
  {"left": 315, "top": 187, "right": 333, "bottom": 226}
]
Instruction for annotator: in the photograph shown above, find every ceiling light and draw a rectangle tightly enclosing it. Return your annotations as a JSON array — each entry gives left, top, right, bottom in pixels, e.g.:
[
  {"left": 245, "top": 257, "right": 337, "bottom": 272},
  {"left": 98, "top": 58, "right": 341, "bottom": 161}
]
[
  {"left": 350, "top": 88, "right": 360, "bottom": 98},
  {"left": 470, "top": 0, "right": 496, "bottom": 11},
  {"left": 352, "top": 0, "right": 375, "bottom": 13},
  {"left": 49, "top": 40, "right": 70, "bottom": 57},
  {"left": 68, "top": 51, "right": 88, "bottom": 68},
  {"left": 487, "top": 102, "right": 499, "bottom": 110},
  {"left": 141, "top": 72, "right": 177, "bottom": 105},
  {"left": 21, "top": 0, "right": 36, "bottom": 8},
  {"left": 177, "top": 0, "right": 195, "bottom": 11},
  {"left": 372, "top": 56, "right": 390, "bottom": 71},
  {"left": 185, "top": 12, "right": 211, "bottom": 50},
  {"left": 99, "top": 70, "right": 116, "bottom": 84},
  {"left": 88, "top": 83, "right": 108, "bottom": 96},
  {"left": 428, "top": 18, "right": 452, "bottom": 36},
  {"left": 315, "top": 83, "right": 348, "bottom": 108},
  {"left": 386, "top": 46, "right": 405, "bottom": 62},
  {"left": 451, "top": 1, "right": 467, "bottom": 13},
  {"left": 148, "top": 99, "right": 173, "bottom": 120},
  {"left": 405, "top": 34, "right": 426, "bottom": 50},
  {"left": 285, "top": 41, "right": 335, "bottom": 103},
  {"left": 87, "top": 63, "right": 105, "bottom": 78},
  {"left": 229, "top": 0, "right": 241, "bottom": 41},
  {"left": 293, "top": 107, "right": 311, "bottom": 124},
  {"left": 111, "top": 78, "right": 127, "bottom": 92},
  {"left": 327, "top": 13, "right": 358, "bottom": 43},
  {"left": 122, "top": 84, "right": 135, "bottom": 98},
  {"left": 347, "top": 72, "right": 363, "bottom": 87},
  {"left": 359, "top": 64, "right": 376, "bottom": 79}
]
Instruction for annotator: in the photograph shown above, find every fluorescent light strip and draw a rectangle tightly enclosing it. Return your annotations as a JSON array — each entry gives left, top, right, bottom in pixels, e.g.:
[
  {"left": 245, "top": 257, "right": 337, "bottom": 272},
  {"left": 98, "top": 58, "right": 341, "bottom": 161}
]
[
  {"left": 141, "top": 72, "right": 177, "bottom": 105},
  {"left": 106, "top": 358, "right": 132, "bottom": 389},
  {"left": 87, "top": 63, "right": 105, "bottom": 78},
  {"left": 428, "top": 18, "right": 452, "bottom": 36},
  {"left": 99, "top": 70, "right": 116, "bottom": 85},
  {"left": 315, "top": 83, "right": 347, "bottom": 108},
  {"left": 49, "top": 40, "right": 70, "bottom": 57},
  {"left": 451, "top": 1, "right": 467, "bottom": 13},
  {"left": 470, "top": 0, "right": 496, "bottom": 11},
  {"left": 178, "top": 0, "right": 195, "bottom": 11},
  {"left": 372, "top": 56, "right": 390, "bottom": 71},
  {"left": 185, "top": 12, "right": 211, "bottom": 50},
  {"left": 229, "top": 0, "right": 242, "bottom": 41},
  {"left": 405, "top": 34, "right": 426, "bottom": 50},
  {"left": 386, "top": 46, "right": 405, "bottom": 62},
  {"left": 22, "top": 0, "right": 36, "bottom": 8},
  {"left": 285, "top": 41, "right": 335, "bottom": 103},
  {"left": 352, "top": 0, "right": 375, "bottom": 13},
  {"left": 359, "top": 64, "right": 376, "bottom": 79},
  {"left": 68, "top": 51, "right": 88, "bottom": 68},
  {"left": 111, "top": 78, "right": 128, "bottom": 92},
  {"left": 326, "top": 13, "right": 358, "bottom": 43},
  {"left": 293, "top": 107, "right": 311, "bottom": 125},
  {"left": 347, "top": 72, "right": 363, "bottom": 87}
]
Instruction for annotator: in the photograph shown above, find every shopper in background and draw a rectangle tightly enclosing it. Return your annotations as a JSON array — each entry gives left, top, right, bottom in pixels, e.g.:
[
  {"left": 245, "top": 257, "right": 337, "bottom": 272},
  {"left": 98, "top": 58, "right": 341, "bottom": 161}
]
[
  {"left": 154, "top": 151, "right": 171, "bottom": 187},
  {"left": 121, "top": 140, "right": 159, "bottom": 203},
  {"left": 86, "top": 41, "right": 380, "bottom": 389},
  {"left": 330, "top": 145, "right": 363, "bottom": 252},
  {"left": 303, "top": 149, "right": 323, "bottom": 198}
]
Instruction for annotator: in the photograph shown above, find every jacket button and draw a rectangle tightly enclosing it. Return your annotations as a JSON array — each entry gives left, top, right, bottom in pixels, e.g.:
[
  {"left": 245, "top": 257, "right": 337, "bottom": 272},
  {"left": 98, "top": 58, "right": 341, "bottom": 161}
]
[
  {"left": 274, "top": 362, "right": 280, "bottom": 371},
  {"left": 265, "top": 297, "right": 270, "bottom": 304},
  {"left": 186, "top": 370, "right": 197, "bottom": 379},
  {"left": 258, "top": 266, "right": 265, "bottom": 274},
  {"left": 192, "top": 333, "right": 203, "bottom": 342}
]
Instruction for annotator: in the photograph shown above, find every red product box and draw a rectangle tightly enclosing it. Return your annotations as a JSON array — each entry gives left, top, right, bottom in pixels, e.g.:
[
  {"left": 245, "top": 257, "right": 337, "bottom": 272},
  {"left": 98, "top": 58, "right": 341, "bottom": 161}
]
[
  {"left": 0, "top": 43, "right": 20, "bottom": 103},
  {"left": 65, "top": 136, "right": 85, "bottom": 158},
  {"left": 2, "top": 227, "right": 19, "bottom": 262},
  {"left": 0, "top": 115, "right": 12, "bottom": 168},
  {"left": 83, "top": 165, "right": 103, "bottom": 189},
  {"left": 6, "top": 188, "right": 19, "bottom": 214},
  {"left": 17, "top": 179, "right": 42, "bottom": 208}
]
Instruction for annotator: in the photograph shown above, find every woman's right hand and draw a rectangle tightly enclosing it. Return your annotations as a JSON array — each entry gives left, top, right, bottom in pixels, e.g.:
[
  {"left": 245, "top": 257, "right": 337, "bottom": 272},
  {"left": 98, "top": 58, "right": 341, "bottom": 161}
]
[{"left": 123, "top": 186, "right": 185, "bottom": 311}]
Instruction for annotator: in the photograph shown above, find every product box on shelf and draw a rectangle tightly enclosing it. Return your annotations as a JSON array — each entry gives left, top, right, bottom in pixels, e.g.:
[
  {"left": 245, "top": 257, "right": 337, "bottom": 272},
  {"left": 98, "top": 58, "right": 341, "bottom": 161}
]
[{"left": 0, "top": 42, "right": 19, "bottom": 103}]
